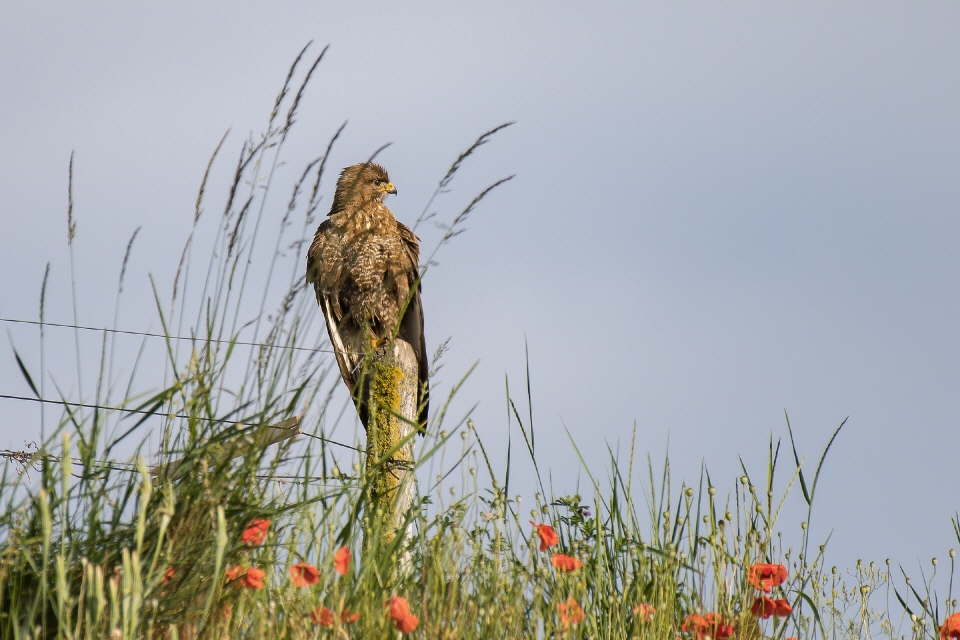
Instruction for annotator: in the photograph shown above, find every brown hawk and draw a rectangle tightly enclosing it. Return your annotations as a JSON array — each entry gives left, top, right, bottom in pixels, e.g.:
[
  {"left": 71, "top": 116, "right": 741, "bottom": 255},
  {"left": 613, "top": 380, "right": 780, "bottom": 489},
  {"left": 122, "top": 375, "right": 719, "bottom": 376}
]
[{"left": 306, "top": 162, "right": 428, "bottom": 430}]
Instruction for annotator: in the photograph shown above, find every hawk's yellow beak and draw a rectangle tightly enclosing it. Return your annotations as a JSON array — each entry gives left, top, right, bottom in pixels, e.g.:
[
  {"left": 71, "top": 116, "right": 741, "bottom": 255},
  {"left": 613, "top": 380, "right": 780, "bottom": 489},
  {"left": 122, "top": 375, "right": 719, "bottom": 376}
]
[{"left": 379, "top": 182, "right": 397, "bottom": 195}]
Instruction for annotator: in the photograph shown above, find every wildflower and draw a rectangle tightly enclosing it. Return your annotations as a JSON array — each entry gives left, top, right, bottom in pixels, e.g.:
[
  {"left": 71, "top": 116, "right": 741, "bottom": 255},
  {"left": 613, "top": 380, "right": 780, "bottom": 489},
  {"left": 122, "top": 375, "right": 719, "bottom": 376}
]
[
  {"left": 682, "top": 614, "right": 706, "bottom": 636},
  {"left": 749, "top": 596, "right": 792, "bottom": 619},
  {"left": 386, "top": 596, "right": 419, "bottom": 633},
  {"left": 751, "top": 596, "right": 776, "bottom": 618},
  {"left": 241, "top": 519, "right": 270, "bottom": 546},
  {"left": 341, "top": 609, "right": 361, "bottom": 624},
  {"left": 748, "top": 563, "right": 787, "bottom": 592},
  {"left": 334, "top": 546, "right": 351, "bottom": 576},
  {"left": 773, "top": 599, "right": 793, "bottom": 617},
  {"left": 160, "top": 566, "right": 174, "bottom": 585},
  {"left": 682, "top": 612, "right": 734, "bottom": 640},
  {"left": 531, "top": 522, "right": 559, "bottom": 551},
  {"left": 241, "top": 567, "right": 266, "bottom": 590},
  {"left": 557, "top": 597, "right": 584, "bottom": 629},
  {"left": 223, "top": 604, "right": 232, "bottom": 620},
  {"left": 224, "top": 566, "right": 242, "bottom": 582},
  {"left": 632, "top": 603, "right": 655, "bottom": 622},
  {"left": 311, "top": 606, "right": 334, "bottom": 627},
  {"left": 550, "top": 553, "right": 584, "bottom": 573},
  {"left": 290, "top": 562, "right": 320, "bottom": 587},
  {"left": 942, "top": 613, "right": 960, "bottom": 640}
]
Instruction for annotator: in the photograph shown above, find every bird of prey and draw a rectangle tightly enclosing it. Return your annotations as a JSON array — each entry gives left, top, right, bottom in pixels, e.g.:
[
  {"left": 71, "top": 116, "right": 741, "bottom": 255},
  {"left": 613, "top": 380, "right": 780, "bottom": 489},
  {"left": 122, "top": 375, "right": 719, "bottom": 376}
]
[{"left": 306, "top": 162, "right": 428, "bottom": 430}]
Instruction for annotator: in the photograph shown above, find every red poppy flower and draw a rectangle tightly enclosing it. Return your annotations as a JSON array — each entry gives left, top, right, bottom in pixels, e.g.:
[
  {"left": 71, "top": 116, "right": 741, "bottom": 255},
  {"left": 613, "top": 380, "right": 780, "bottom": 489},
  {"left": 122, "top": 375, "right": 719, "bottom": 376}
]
[
  {"left": 773, "top": 599, "right": 792, "bottom": 617},
  {"left": 241, "top": 567, "right": 266, "bottom": 589},
  {"left": 223, "top": 604, "right": 232, "bottom": 620},
  {"left": 557, "top": 597, "right": 584, "bottom": 629},
  {"left": 290, "top": 562, "right": 319, "bottom": 587},
  {"left": 334, "top": 546, "right": 351, "bottom": 576},
  {"left": 241, "top": 519, "right": 270, "bottom": 546},
  {"left": 633, "top": 603, "right": 655, "bottom": 622},
  {"left": 941, "top": 613, "right": 960, "bottom": 640},
  {"left": 748, "top": 563, "right": 787, "bottom": 592},
  {"left": 550, "top": 553, "right": 584, "bottom": 573},
  {"left": 531, "top": 522, "right": 559, "bottom": 551},
  {"left": 224, "top": 566, "right": 242, "bottom": 582},
  {"left": 752, "top": 596, "right": 776, "bottom": 618},
  {"left": 311, "top": 606, "right": 334, "bottom": 627},
  {"left": 683, "top": 614, "right": 706, "bottom": 634},
  {"left": 683, "top": 612, "right": 734, "bottom": 640},
  {"left": 706, "top": 613, "right": 734, "bottom": 640},
  {"left": 386, "top": 596, "right": 419, "bottom": 634},
  {"left": 160, "top": 566, "right": 174, "bottom": 585},
  {"left": 751, "top": 596, "right": 772, "bottom": 618},
  {"left": 341, "top": 609, "right": 361, "bottom": 624}
]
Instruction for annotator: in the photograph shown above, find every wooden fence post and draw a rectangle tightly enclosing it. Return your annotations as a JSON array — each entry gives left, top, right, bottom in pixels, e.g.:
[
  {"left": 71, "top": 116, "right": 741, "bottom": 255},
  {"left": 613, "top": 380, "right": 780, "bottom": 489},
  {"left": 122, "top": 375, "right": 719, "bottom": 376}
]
[{"left": 365, "top": 338, "right": 418, "bottom": 543}]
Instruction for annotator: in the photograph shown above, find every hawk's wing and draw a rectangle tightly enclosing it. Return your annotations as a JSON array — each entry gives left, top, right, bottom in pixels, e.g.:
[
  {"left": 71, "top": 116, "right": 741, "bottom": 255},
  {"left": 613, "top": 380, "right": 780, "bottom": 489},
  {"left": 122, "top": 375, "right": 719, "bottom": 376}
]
[
  {"left": 307, "top": 217, "right": 429, "bottom": 431},
  {"left": 396, "top": 221, "right": 429, "bottom": 429},
  {"left": 306, "top": 220, "right": 361, "bottom": 398}
]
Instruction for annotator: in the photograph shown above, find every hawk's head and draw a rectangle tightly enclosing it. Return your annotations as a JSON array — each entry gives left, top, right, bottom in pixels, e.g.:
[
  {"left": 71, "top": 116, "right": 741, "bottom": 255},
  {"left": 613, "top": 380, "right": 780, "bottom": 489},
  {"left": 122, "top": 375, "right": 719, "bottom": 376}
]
[{"left": 332, "top": 162, "right": 397, "bottom": 212}]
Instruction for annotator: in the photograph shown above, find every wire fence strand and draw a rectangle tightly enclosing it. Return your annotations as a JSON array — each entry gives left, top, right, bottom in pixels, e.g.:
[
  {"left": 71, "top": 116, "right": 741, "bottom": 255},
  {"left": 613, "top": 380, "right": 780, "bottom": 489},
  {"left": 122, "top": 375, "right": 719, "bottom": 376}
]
[{"left": 0, "top": 316, "right": 337, "bottom": 354}]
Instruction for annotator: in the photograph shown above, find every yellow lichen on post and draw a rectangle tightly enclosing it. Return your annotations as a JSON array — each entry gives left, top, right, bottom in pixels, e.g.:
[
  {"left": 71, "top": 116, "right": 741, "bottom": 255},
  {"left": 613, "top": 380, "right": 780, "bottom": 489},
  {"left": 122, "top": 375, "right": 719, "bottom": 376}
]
[
  {"left": 364, "top": 340, "right": 418, "bottom": 541},
  {"left": 370, "top": 360, "right": 404, "bottom": 440}
]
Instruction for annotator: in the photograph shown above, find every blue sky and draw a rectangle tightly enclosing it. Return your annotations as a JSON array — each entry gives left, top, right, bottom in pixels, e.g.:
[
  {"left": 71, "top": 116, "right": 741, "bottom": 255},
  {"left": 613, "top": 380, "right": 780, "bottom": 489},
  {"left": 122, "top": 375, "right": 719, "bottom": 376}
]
[{"left": 1, "top": 4, "right": 958, "bottom": 578}]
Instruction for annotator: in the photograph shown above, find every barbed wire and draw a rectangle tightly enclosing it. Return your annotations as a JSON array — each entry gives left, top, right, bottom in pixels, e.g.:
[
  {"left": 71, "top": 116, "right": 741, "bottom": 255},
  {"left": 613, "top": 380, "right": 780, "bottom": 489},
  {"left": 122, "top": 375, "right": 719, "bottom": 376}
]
[
  {"left": 0, "top": 392, "right": 364, "bottom": 453},
  {"left": 0, "top": 317, "right": 338, "bottom": 355}
]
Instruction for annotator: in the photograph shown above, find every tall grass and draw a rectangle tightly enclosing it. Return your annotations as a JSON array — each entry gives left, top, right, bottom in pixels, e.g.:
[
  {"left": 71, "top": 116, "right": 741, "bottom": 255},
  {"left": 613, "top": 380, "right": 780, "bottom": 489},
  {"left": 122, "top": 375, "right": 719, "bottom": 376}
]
[{"left": 1, "top": 44, "right": 957, "bottom": 640}]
